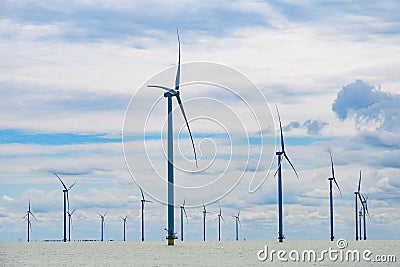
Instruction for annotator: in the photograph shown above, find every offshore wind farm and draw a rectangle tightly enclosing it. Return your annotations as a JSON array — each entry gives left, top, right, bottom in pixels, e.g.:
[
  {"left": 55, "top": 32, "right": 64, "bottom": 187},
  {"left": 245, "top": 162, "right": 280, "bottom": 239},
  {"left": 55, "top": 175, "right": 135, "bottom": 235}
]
[{"left": 1, "top": 0, "right": 400, "bottom": 266}]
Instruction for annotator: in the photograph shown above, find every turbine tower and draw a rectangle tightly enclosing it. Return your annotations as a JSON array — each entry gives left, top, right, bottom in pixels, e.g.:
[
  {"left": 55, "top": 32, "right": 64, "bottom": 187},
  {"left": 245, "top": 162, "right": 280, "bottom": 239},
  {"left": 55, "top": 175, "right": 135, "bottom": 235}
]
[
  {"left": 328, "top": 149, "right": 342, "bottom": 241},
  {"left": 23, "top": 200, "right": 37, "bottom": 242},
  {"left": 274, "top": 105, "right": 299, "bottom": 242},
  {"left": 98, "top": 212, "right": 107, "bottom": 241},
  {"left": 354, "top": 171, "right": 363, "bottom": 240},
  {"left": 140, "top": 187, "right": 152, "bottom": 241},
  {"left": 122, "top": 214, "right": 127, "bottom": 241},
  {"left": 180, "top": 199, "right": 188, "bottom": 241},
  {"left": 216, "top": 205, "right": 224, "bottom": 241},
  {"left": 233, "top": 211, "right": 240, "bottom": 241},
  {"left": 202, "top": 204, "right": 209, "bottom": 241},
  {"left": 54, "top": 172, "right": 76, "bottom": 242},
  {"left": 147, "top": 29, "right": 198, "bottom": 246},
  {"left": 67, "top": 208, "right": 76, "bottom": 242}
]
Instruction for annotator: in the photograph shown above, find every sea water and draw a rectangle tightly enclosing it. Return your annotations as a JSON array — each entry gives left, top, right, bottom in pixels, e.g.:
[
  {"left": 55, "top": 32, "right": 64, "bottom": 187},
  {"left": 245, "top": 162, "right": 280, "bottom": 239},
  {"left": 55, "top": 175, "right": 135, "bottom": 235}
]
[{"left": 0, "top": 240, "right": 399, "bottom": 266}]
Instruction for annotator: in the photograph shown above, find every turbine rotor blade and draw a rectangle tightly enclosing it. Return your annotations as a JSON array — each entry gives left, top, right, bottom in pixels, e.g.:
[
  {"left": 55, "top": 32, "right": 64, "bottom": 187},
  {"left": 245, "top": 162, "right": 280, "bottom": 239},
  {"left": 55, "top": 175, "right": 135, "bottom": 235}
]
[
  {"left": 175, "top": 94, "right": 198, "bottom": 167},
  {"left": 328, "top": 147, "right": 335, "bottom": 179},
  {"left": 358, "top": 171, "right": 362, "bottom": 193},
  {"left": 284, "top": 153, "right": 299, "bottom": 179},
  {"left": 275, "top": 105, "right": 285, "bottom": 152},
  {"left": 54, "top": 172, "right": 68, "bottom": 190},
  {"left": 30, "top": 212, "right": 38, "bottom": 221},
  {"left": 140, "top": 187, "right": 145, "bottom": 201},
  {"left": 333, "top": 178, "right": 342, "bottom": 197},
  {"left": 68, "top": 181, "right": 76, "bottom": 191},
  {"left": 148, "top": 85, "right": 177, "bottom": 95},
  {"left": 175, "top": 28, "right": 181, "bottom": 91}
]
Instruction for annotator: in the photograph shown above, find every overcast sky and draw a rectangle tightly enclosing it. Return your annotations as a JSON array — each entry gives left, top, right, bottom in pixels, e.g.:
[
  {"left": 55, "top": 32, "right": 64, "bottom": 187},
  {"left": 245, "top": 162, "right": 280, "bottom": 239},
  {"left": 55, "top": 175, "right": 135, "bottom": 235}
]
[{"left": 0, "top": 0, "right": 399, "bottom": 242}]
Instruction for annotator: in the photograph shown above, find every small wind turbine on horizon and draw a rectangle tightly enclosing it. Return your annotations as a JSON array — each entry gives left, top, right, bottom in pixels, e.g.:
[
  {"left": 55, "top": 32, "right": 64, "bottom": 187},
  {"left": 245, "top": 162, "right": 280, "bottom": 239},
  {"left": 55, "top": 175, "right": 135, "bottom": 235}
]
[
  {"left": 147, "top": 29, "right": 198, "bottom": 246},
  {"left": 23, "top": 199, "right": 37, "bottom": 242},
  {"left": 354, "top": 171, "right": 364, "bottom": 241},
  {"left": 140, "top": 187, "right": 152, "bottom": 242},
  {"left": 202, "top": 204, "right": 209, "bottom": 241},
  {"left": 328, "top": 149, "right": 342, "bottom": 241},
  {"left": 216, "top": 205, "right": 225, "bottom": 241},
  {"left": 67, "top": 208, "right": 76, "bottom": 242},
  {"left": 274, "top": 105, "right": 299, "bottom": 242},
  {"left": 361, "top": 194, "right": 370, "bottom": 240},
  {"left": 180, "top": 199, "right": 188, "bottom": 241},
  {"left": 98, "top": 212, "right": 107, "bottom": 242},
  {"left": 54, "top": 172, "right": 76, "bottom": 242},
  {"left": 233, "top": 211, "right": 240, "bottom": 241},
  {"left": 122, "top": 214, "right": 127, "bottom": 241}
]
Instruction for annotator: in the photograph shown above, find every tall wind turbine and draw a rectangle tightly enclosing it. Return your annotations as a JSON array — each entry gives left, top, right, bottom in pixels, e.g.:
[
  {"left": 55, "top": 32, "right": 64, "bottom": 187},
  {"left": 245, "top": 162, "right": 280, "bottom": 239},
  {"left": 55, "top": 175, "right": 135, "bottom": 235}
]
[
  {"left": 180, "top": 199, "right": 188, "bottom": 241},
  {"left": 328, "top": 149, "right": 342, "bottom": 241},
  {"left": 361, "top": 195, "right": 370, "bottom": 240},
  {"left": 354, "top": 171, "right": 363, "bottom": 240},
  {"left": 216, "top": 205, "right": 224, "bottom": 241},
  {"left": 233, "top": 211, "right": 240, "bottom": 241},
  {"left": 67, "top": 208, "right": 76, "bottom": 242},
  {"left": 140, "top": 187, "right": 152, "bottom": 242},
  {"left": 122, "top": 214, "right": 127, "bottom": 241},
  {"left": 274, "top": 105, "right": 299, "bottom": 242},
  {"left": 202, "top": 204, "right": 209, "bottom": 241},
  {"left": 98, "top": 212, "right": 107, "bottom": 241},
  {"left": 147, "top": 29, "right": 198, "bottom": 246},
  {"left": 54, "top": 172, "right": 76, "bottom": 242},
  {"left": 23, "top": 200, "right": 37, "bottom": 242}
]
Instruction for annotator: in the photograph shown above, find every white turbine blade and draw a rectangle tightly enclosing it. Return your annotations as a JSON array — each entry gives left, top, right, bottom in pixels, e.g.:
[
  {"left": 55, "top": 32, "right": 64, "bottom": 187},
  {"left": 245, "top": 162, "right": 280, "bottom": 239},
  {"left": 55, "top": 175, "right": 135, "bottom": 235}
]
[
  {"left": 183, "top": 207, "right": 188, "bottom": 222},
  {"left": 30, "top": 212, "right": 38, "bottom": 221},
  {"left": 175, "top": 28, "right": 181, "bottom": 91},
  {"left": 54, "top": 172, "right": 68, "bottom": 190},
  {"left": 275, "top": 105, "right": 285, "bottom": 152},
  {"left": 148, "top": 85, "right": 177, "bottom": 95},
  {"left": 283, "top": 153, "right": 299, "bottom": 179},
  {"left": 358, "top": 170, "right": 362, "bottom": 193},
  {"left": 333, "top": 178, "right": 342, "bottom": 197},
  {"left": 176, "top": 94, "right": 198, "bottom": 167},
  {"left": 68, "top": 181, "right": 76, "bottom": 191},
  {"left": 71, "top": 208, "right": 77, "bottom": 215},
  {"left": 328, "top": 147, "right": 335, "bottom": 179}
]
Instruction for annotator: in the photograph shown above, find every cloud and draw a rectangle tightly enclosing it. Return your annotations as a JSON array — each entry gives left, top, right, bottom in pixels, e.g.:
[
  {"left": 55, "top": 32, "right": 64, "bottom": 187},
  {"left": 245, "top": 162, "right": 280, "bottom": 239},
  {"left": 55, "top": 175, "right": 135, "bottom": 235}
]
[
  {"left": 283, "top": 120, "right": 328, "bottom": 135},
  {"left": 332, "top": 79, "right": 400, "bottom": 131}
]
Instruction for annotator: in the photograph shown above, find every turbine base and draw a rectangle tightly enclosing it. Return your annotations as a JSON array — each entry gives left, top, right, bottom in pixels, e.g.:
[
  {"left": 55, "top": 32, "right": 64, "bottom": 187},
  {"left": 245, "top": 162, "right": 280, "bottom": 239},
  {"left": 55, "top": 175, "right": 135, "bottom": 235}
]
[
  {"left": 167, "top": 238, "right": 175, "bottom": 246},
  {"left": 278, "top": 237, "right": 284, "bottom": 242}
]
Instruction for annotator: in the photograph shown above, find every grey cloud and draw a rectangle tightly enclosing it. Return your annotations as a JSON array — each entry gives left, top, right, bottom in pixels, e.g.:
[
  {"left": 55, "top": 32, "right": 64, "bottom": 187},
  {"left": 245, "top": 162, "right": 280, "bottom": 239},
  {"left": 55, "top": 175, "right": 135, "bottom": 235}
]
[{"left": 332, "top": 79, "right": 400, "bottom": 131}]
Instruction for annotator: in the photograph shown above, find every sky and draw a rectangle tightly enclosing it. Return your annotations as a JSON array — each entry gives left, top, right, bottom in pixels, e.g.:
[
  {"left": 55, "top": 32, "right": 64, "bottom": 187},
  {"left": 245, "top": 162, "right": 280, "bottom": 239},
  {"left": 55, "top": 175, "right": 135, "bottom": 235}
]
[{"left": 0, "top": 0, "right": 399, "bottom": 242}]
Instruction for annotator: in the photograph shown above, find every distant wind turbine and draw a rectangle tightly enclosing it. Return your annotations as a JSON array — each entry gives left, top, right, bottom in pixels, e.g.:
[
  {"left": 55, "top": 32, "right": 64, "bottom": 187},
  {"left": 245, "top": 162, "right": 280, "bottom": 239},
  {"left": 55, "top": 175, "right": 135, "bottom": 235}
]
[
  {"left": 147, "top": 29, "right": 198, "bottom": 246},
  {"left": 216, "top": 205, "right": 225, "bottom": 241},
  {"left": 54, "top": 172, "right": 76, "bottom": 242},
  {"left": 140, "top": 187, "right": 152, "bottom": 242},
  {"left": 233, "top": 211, "right": 241, "bottom": 241},
  {"left": 361, "top": 194, "right": 370, "bottom": 240},
  {"left": 23, "top": 199, "right": 37, "bottom": 242},
  {"left": 354, "top": 171, "right": 363, "bottom": 240},
  {"left": 180, "top": 199, "right": 188, "bottom": 241},
  {"left": 202, "top": 204, "right": 209, "bottom": 241},
  {"left": 98, "top": 212, "right": 107, "bottom": 241},
  {"left": 274, "top": 105, "right": 299, "bottom": 242},
  {"left": 328, "top": 149, "right": 342, "bottom": 241},
  {"left": 122, "top": 214, "right": 128, "bottom": 241},
  {"left": 67, "top": 208, "right": 76, "bottom": 242}
]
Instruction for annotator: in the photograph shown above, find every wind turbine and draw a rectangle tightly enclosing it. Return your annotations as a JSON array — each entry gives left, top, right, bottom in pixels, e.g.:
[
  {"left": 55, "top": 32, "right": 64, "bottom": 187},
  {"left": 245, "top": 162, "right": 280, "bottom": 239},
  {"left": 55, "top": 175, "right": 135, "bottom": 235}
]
[
  {"left": 328, "top": 149, "right": 342, "bottom": 241},
  {"left": 98, "top": 212, "right": 107, "bottom": 241},
  {"left": 180, "top": 199, "right": 188, "bottom": 241},
  {"left": 147, "top": 29, "right": 198, "bottom": 246},
  {"left": 54, "top": 172, "right": 76, "bottom": 242},
  {"left": 122, "top": 214, "right": 128, "bottom": 241},
  {"left": 361, "top": 194, "right": 370, "bottom": 240},
  {"left": 354, "top": 171, "right": 363, "bottom": 240},
  {"left": 216, "top": 205, "right": 225, "bottom": 241},
  {"left": 67, "top": 208, "right": 76, "bottom": 242},
  {"left": 233, "top": 211, "right": 241, "bottom": 241},
  {"left": 274, "top": 105, "right": 299, "bottom": 242},
  {"left": 140, "top": 187, "right": 152, "bottom": 242},
  {"left": 23, "top": 200, "right": 37, "bottom": 242},
  {"left": 202, "top": 204, "right": 209, "bottom": 241}
]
